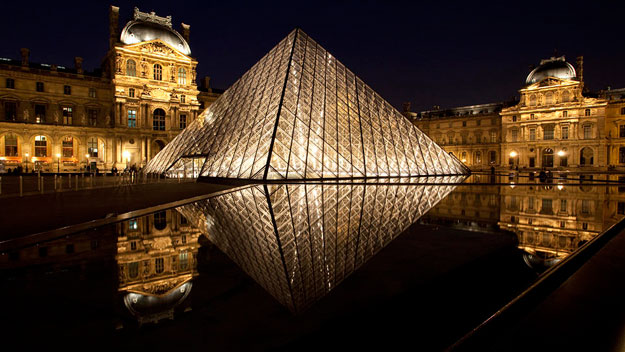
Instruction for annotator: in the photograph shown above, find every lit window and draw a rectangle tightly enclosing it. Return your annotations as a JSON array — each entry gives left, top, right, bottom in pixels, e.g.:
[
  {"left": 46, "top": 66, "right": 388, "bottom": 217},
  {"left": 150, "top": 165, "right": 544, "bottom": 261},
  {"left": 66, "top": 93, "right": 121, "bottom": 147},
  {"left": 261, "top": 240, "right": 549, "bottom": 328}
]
[
  {"left": 179, "top": 251, "right": 188, "bottom": 270},
  {"left": 62, "top": 137, "right": 73, "bottom": 157},
  {"left": 129, "top": 218, "right": 138, "bottom": 230},
  {"left": 5, "top": 102, "right": 17, "bottom": 121},
  {"left": 89, "top": 88, "right": 96, "bottom": 98},
  {"left": 490, "top": 131, "right": 497, "bottom": 143},
  {"left": 129, "top": 88, "right": 135, "bottom": 98},
  {"left": 153, "top": 64, "right": 162, "bottom": 80},
  {"left": 4, "top": 134, "right": 18, "bottom": 156},
  {"left": 88, "top": 109, "right": 97, "bottom": 126},
  {"left": 583, "top": 125, "right": 591, "bottom": 139},
  {"left": 64, "top": 85, "right": 71, "bottom": 95},
  {"left": 6, "top": 78, "right": 15, "bottom": 89},
  {"left": 87, "top": 137, "right": 98, "bottom": 157},
  {"left": 543, "top": 125, "right": 554, "bottom": 140},
  {"left": 178, "top": 67, "right": 187, "bottom": 85},
  {"left": 179, "top": 114, "right": 187, "bottom": 129},
  {"left": 62, "top": 107, "right": 73, "bottom": 125},
  {"left": 126, "top": 59, "right": 136, "bottom": 77},
  {"left": 128, "top": 109, "right": 137, "bottom": 128},
  {"left": 35, "top": 104, "right": 45, "bottom": 123},
  {"left": 34, "top": 135, "right": 47, "bottom": 157},
  {"left": 36, "top": 82, "right": 44, "bottom": 92},
  {"left": 153, "top": 109, "right": 166, "bottom": 131}
]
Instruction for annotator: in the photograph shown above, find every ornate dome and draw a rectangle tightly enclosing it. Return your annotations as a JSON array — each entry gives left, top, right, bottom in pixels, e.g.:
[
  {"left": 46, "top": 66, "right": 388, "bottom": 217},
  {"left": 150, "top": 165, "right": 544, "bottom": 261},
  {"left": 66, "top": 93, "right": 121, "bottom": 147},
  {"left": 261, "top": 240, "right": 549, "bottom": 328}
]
[
  {"left": 119, "top": 8, "right": 191, "bottom": 56},
  {"left": 526, "top": 56, "right": 576, "bottom": 85}
]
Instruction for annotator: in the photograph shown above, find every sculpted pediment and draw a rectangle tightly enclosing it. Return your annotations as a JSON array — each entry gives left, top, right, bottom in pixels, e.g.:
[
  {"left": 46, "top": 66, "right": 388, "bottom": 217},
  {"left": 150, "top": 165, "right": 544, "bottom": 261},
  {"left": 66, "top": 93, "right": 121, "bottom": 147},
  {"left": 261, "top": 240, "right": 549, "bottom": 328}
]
[{"left": 125, "top": 39, "right": 190, "bottom": 60}]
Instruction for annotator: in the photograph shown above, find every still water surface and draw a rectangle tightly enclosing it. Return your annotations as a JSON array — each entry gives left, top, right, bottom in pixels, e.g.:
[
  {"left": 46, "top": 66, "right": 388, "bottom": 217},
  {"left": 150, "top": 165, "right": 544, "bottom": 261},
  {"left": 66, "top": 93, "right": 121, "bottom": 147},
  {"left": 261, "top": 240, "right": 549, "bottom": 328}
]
[{"left": 2, "top": 175, "right": 623, "bottom": 349}]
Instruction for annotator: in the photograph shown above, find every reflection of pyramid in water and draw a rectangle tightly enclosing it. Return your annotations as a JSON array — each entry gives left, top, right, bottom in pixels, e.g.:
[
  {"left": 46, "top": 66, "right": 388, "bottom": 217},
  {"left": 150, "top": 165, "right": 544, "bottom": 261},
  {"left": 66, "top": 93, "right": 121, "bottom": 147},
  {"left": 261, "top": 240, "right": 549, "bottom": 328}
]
[
  {"left": 176, "top": 177, "right": 462, "bottom": 312},
  {"left": 146, "top": 29, "right": 469, "bottom": 179}
]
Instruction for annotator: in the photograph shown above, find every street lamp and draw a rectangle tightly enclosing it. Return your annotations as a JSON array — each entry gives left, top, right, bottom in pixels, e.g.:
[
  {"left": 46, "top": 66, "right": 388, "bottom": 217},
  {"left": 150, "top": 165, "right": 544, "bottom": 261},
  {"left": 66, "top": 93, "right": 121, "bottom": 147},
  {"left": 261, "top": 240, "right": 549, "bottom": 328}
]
[{"left": 56, "top": 153, "right": 61, "bottom": 173}]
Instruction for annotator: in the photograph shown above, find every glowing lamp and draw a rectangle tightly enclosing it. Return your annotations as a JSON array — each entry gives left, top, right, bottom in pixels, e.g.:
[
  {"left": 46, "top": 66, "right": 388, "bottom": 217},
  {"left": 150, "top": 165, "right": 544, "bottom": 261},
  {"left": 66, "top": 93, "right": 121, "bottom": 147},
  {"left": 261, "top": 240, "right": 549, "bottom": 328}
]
[
  {"left": 56, "top": 153, "right": 61, "bottom": 158},
  {"left": 557, "top": 150, "right": 565, "bottom": 157},
  {"left": 509, "top": 151, "right": 518, "bottom": 158},
  {"left": 86, "top": 154, "right": 90, "bottom": 158}
]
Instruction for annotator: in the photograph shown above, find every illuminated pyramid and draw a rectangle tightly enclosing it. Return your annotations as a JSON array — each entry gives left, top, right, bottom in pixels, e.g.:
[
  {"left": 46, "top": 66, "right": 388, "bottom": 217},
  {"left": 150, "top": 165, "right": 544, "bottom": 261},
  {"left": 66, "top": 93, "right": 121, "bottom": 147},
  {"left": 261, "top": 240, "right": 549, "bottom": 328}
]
[{"left": 146, "top": 29, "right": 469, "bottom": 179}]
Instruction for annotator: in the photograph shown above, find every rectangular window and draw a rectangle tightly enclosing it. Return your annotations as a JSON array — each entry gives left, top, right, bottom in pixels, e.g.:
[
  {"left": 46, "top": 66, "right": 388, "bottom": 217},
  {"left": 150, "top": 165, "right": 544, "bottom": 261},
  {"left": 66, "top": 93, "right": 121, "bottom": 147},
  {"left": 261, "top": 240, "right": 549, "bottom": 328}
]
[
  {"left": 563, "top": 110, "right": 568, "bottom": 117},
  {"left": 585, "top": 109, "right": 591, "bottom": 116},
  {"left": 155, "top": 258, "right": 164, "bottom": 273},
  {"left": 179, "top": 114, "right": 187, "bottom": 129},
  {"left": 560, "top": 199, "right": 567, "bottom": 212},
  {"left": 560, "top": 156, "right": 568, "bottom": 167},
  {"left": 490, "top": 132, "right": 497, "bottom": 143},
  {"left": 512, "top": 115, "right": 517, "bottom": 122},
  {"left": 582, "top": 223, "right": 588, "bottom": 230},
  {"left": 36, "top": 82, "right": 44, "bottom": 92},
  {"left": 129, "top": 219, "right": 138, "bottom": 230},
  {"left": 128, "top": 109, "right": 137, "bottom": 128},
  {"left": 476, "top": 119, "right": 481, "bottom": 126},
  {"left": 562, "top": 126, "right": 569, "bottom": 139},
  {"left": 64, "top": 85, "right": 71, "bottom": 95},
  {"left": 129, "top": 88, "right": 135, "bottom": 98},
  {"left": 621, "top": 107, "right": 625, "bottom": 115},
  {"left": 619, "top": 176, "right": 625, "bottom": 193},
  {"left": 584, "top": 125, "right": 591, "bottom": 139},
  {"left": 620, "top": 125, "right": 625, "bottom": 138},
  {"left": 528, "top": 197, "right": 534, "bottom": 210},
  {"left": 6, "top": 78, "right": 15, "bottom": 89},
  {"left": 511, "top": 129, "right": 518, "bottom": 142},
  {"left": 89, "top": 88, "right": 96, "bottom": 98},
  {"left": 35, "top": 104, "right": 46, "bottom": 123},
  {"left": 5, "top": 102, "right": 17, "bottom": 121},
  {"left": 4, "top": 134, "right": 17, "bottom": 156},
  {"left": 34, "top": 136, "right": 47, "bottom": 157},
  {"left": 541, "top": 198, "right": 553, "bottom": 214},
  {"left": 180, "top": 95, "right": 186, "bottom": 103},
  {"left": 529, "top": 128, "right": 536, "bottom": 141},
  {"left": 62, "top": 137, "right": 73, "bottom": 157},
  {"left": 130, "top": 241, "right": 137, "bottom": 251},
  {"left": 179, "top": 251, "right": 188, "bottom": 270},
  {"left": 544, "top": 125, "right": 554, "bottom": 140},
  {"left": 582, "top": 200, "right": 591, "bottom": 214},
  {"left": 618, "top": 202, "right": 625, "bottom": 215},
  {"left": 88, "top": 109, "right": 97, "bottom": 126},
  {"left": 62, "top": 107, "right": 73, "bottom": 125},
  {"left": 530, "top": 113, "right": 535, "bottom": 119}
]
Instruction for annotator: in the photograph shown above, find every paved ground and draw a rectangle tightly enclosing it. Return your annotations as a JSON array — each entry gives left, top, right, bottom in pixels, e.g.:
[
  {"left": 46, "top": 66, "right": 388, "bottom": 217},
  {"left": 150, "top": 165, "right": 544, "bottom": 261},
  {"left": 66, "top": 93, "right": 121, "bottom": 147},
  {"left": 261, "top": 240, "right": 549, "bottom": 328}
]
[{"left": 0, "top": 181, "right": 234, "bottom": 241}]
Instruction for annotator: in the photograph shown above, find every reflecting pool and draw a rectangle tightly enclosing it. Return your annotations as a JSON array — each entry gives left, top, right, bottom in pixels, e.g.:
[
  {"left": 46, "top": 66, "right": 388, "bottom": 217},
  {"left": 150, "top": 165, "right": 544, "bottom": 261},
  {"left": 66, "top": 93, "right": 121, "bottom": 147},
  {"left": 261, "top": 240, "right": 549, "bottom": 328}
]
[{"left": 2, "top": 175, "right": 624, "bottom": 349}]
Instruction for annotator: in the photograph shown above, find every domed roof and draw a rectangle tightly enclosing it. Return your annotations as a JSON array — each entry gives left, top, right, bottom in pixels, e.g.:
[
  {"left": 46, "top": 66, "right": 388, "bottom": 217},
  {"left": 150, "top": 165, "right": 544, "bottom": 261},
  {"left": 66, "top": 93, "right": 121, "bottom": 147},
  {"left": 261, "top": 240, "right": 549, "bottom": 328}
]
[
  {"left": 526, "top": 56, "right": 576, "bottom": 85},
  {"left": 119, "top": 8, "right": 191, "bottom": 56}
]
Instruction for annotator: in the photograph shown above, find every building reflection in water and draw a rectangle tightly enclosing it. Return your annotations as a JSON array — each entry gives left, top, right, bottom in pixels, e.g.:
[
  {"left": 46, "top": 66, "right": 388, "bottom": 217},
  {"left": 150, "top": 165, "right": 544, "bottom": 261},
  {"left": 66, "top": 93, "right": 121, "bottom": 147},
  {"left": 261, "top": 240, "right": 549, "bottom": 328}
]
[
  {"left": 116, "top": 209, "right": 202, "bottom": 325},
  {"left": 176, "top": 177, "right": 463, "bottom": 313},
  {"left": 422, "top": 178, "right": 625, "bottom": 271}
]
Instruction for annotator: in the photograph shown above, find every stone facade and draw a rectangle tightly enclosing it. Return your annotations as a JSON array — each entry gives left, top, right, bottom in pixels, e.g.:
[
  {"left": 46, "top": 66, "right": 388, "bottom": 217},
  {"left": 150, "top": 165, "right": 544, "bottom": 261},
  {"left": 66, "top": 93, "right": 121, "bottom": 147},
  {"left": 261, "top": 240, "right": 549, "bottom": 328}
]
[
  {"left": 0, "top": 6, "right": 221, "bottom": 173},
  {"left": 411, "top": 56, "right": 625, "bottom": 171}
]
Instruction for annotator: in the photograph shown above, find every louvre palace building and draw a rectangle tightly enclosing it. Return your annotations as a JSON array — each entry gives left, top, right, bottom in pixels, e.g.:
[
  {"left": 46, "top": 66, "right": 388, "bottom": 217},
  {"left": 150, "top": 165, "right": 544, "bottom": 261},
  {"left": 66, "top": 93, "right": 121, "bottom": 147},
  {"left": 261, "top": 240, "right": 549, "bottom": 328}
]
[
  {"left": 0, "top": 6, "right": 221, "bottom": 173},
  {"left": 410, "top": 56, "right": 625, "bottom": 172}
]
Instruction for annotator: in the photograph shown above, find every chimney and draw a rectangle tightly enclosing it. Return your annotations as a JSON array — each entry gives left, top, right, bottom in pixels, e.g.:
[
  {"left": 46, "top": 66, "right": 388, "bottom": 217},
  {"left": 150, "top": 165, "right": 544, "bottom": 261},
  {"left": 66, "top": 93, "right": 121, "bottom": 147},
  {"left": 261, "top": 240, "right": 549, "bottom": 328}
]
[
  {"left": 203, "top": 76, "right": 211, "bottom": 91},
  {"left": 20, "top": 48, "right": 29, "bottom": 67},
  {"left": 402, "top": 102, "right": 411, "bottom": 113},
  {"left": 181, "top": 23, "right": 190, "bottom": 44},
  {"left": 109, "top": 6, "right": 120, "bottom": 49},
  {"left": 74, "top": 57, "right": 83, "bottom": 74},
  {"left": 576, "top": 56, "right": 584, "bottom": 83}
]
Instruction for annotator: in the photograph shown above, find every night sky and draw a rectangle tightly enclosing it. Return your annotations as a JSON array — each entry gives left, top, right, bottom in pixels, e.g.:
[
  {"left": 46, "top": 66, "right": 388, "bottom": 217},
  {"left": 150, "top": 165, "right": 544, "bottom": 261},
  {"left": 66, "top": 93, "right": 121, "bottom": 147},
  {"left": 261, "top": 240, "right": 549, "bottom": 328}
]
[{"left": 2, "top": 0, "right": 623, "bottom": 111}]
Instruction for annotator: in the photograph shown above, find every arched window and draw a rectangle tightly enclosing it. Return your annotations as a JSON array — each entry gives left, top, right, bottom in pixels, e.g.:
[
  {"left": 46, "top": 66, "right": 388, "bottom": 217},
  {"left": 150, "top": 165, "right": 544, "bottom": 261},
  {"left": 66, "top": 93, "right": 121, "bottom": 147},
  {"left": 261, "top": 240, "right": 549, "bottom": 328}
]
[
  {"left": 546, "top": 92, "right": 553, "bottom": 105},
  {"left": 580, "top": 147, "right": 594, "bottom": 165},
  {"left": 153, "top": 108, "right": 166, "bottom": 131},
  {"left": 62, "top": 137, "right": 73, "bottom": 157},
  {"left": 126, "top": 59, "right": 136, "bottom": 77},
  {"left": 529, "top": 94, "right": 537, "bottom": 106},
  {"left": 543, "top": 148, "right": 554, "bottom": 167},
  {"left": 178, "top": 67, "right": 187, "bottom": 85},
  {"left": 34, "top": 135, "right": 47, "bottom": 157},
  {"left": 153, "top": 64, "right": 162, "bottom": 80},
  {"left": 129, "top": 262, "right": 139, "bottom": 279},
  {"left": 87, "top": 137, "right": 98, "bottom": 157},
  {"left": 561, "top": 90, "right": 570, "bottom": 102},
  {"left": 4, "top": 134, "right": 17, "bottom": 156}
]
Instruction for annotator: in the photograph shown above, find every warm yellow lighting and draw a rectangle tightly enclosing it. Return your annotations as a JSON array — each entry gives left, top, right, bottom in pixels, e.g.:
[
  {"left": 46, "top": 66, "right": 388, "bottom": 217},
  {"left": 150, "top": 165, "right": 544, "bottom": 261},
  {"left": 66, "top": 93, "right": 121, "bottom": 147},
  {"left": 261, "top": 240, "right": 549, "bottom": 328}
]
[
  {"left": 557, "top": 150, "right": 566, "bottom": 157},
  {"left": 86, "top": 154, "right": 90, "bottom": 158},
  {"left": 123, "top": 150, "right": 130, "bottom": 162},
  {"left": 56, "top": 153, "right": 61, "bottom": 158},
  {"left": 461, "top": 159, "right": 467, "bottom": 163},
  {"left": 25, "top": 153, "right": 29, "bottom": 157},
  {"left": 509, "top": 151, "right": 518, "bottom": 158},
  {"left": 557, "top": 184, "right": 564, "bottom": 190}
]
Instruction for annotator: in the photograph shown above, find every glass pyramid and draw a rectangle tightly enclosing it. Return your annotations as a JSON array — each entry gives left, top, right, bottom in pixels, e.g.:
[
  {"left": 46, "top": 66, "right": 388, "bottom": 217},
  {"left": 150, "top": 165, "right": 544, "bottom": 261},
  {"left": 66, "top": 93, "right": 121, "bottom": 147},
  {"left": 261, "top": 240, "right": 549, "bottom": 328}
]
[
  {"left": 176, "top": 178, "right": 462, "bottom": 312},
  {"left": 145, "top": 29, "right": 469, "bottom": 180}
]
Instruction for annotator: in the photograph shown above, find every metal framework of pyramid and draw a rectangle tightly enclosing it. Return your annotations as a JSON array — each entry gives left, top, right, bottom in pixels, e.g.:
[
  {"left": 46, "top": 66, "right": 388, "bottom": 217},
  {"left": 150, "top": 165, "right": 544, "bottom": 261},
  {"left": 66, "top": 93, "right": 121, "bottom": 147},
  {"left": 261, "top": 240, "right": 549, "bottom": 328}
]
[
  {"left": 145, "top": 29, "right": 469, "bottom": 180},
  {"left": 176, "top": 179, "right": 461, "bottom": 312}
]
